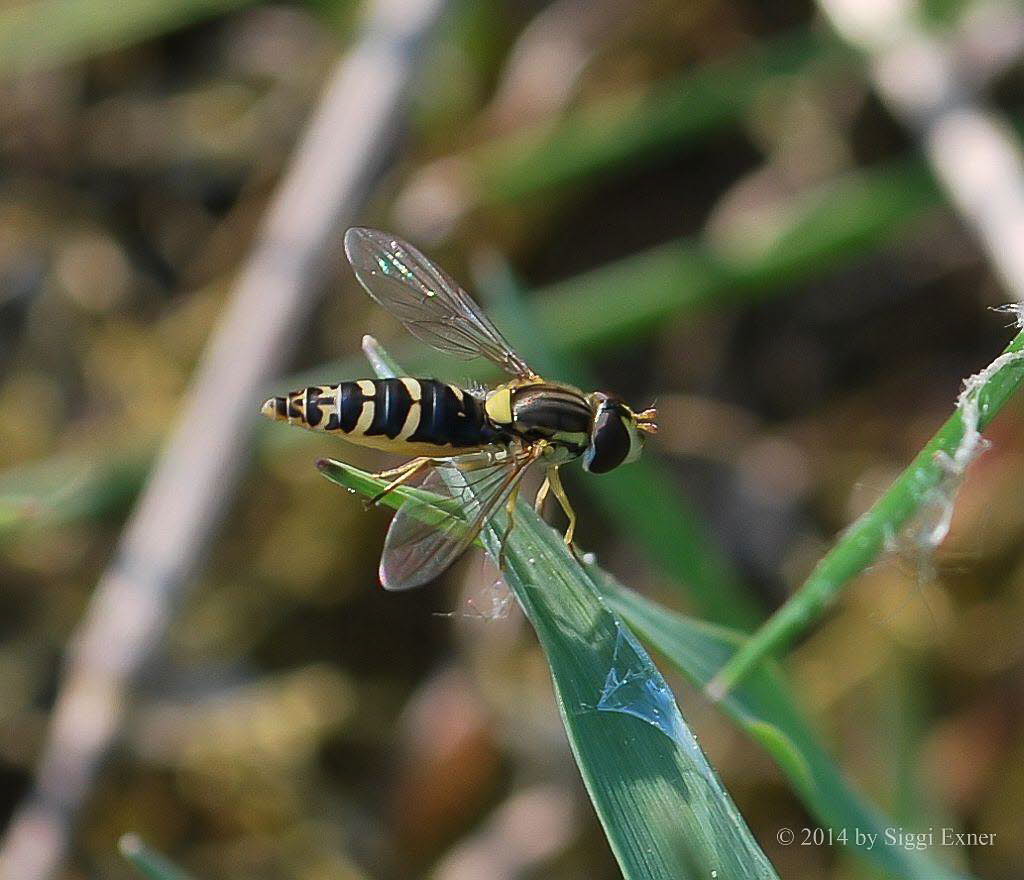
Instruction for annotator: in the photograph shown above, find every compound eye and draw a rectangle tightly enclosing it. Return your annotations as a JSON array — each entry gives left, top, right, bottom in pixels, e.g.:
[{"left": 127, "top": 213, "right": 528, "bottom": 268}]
[{"left": 583, "top": 408, "right": 632, "bottom": 473}]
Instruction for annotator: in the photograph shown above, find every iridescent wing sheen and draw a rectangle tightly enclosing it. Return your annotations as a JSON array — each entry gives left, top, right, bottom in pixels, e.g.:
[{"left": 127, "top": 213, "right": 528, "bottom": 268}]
[
  {"left": 379, "top": 449, "right": 535, "bottom": 591},
  {"left": 344, "top": 227, "right": 536, "bottom": 379}
]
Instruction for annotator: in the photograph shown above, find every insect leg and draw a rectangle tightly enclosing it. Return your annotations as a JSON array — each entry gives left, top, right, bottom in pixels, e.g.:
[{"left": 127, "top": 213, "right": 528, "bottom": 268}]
[
  {"left": 534, "top": 475, "right": 551, "bottom": 514},
  {"left": 547, "top": 466, "right": 577, "bottom": 547},
  {"left": 371, "top": 457, "right": 430, "bottom": 481},
  {"left": 495, "top": 483, "right": 522, "bottom": 571},
  {"left": 368, "top": 457, "right": 431, "bottom": 506},
  {"left": 495, "top": 443, "right": 547, "bottom": 568}
]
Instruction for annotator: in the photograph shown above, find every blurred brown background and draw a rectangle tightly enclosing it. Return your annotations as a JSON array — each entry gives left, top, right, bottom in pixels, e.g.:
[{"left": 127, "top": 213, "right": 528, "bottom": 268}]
[{"left": 1, "top": 0, "right": 1024, "bottom": 877}]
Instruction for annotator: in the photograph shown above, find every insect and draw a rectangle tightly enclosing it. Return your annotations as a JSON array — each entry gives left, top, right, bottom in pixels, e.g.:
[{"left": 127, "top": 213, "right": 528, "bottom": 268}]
[{"left": 262, "top": 228, "right": 657, "bottom": 590}]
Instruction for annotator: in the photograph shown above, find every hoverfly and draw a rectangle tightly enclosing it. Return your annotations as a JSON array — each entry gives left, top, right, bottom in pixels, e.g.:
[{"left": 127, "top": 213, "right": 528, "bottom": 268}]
[{"left": 262, "top": 228, "right": 657, "bottom": 590}]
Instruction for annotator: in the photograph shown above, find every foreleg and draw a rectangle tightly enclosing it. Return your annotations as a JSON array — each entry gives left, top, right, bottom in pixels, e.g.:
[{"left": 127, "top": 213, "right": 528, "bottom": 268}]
[{"left": 547, "top": 466, "right": 577, "bottom": 547}]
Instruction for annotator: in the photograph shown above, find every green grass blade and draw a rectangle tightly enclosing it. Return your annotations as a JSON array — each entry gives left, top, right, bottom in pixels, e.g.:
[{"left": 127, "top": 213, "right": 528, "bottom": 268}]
[
  {"left": 709, "top": 323, "right": 1024, "bottom": 698},
  {"left": 323, "top": 339, "right": 780, "bottom": 880},
  {"left": 119, "top": 834, "right": 196, "bottom": 880},
  {"left": 601, "top": 584, "right": 971, "bottom": 880},
  {"left": 0, "top": 0, "right": 255, "bottom": 76},
  {"left": 319, "top": 455, "right": 778, "bottom": 879}
]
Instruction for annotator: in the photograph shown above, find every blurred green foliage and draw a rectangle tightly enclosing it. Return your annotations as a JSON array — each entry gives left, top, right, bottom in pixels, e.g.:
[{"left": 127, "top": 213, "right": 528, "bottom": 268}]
[{"left": 0, "top": 0, "right": 256, "bottom": 74}]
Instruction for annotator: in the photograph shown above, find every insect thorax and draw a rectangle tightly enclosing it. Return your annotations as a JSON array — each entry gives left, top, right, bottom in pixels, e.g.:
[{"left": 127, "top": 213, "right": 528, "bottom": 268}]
[{"left": 485, "top": 382, "right": 593, "bottom": 458}]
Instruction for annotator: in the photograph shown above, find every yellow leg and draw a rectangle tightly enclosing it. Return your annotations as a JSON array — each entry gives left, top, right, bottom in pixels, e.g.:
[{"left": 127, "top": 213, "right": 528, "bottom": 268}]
[
  {"left": 547, "top": 466, "right": 577, "bottom": 547},
  {"left": 496, "top": 483, "right": 521, "bottom": 570},
  {"left": 534, "top": 476, "right": 551, "bottom": 514},
  {"left": 371, "top": 457, "right": 430, "bottom": 480},
  {"left": 368, "top": 457, "right": 430, "bottom": 506},
  {"left": 496, "top": 443, "right": 545, "bottom": 568}
]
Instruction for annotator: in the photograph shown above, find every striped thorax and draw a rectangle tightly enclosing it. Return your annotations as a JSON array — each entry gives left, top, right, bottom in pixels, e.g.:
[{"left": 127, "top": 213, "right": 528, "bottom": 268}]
[{"left": 484, "top": 380, "right": 592, "bottom": 463}]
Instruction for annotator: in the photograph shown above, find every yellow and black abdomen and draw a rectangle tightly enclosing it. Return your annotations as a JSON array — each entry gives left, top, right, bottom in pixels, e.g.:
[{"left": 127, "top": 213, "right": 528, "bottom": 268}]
[{"left": 262, "top": 378, "right": 502, "bottom": 455}]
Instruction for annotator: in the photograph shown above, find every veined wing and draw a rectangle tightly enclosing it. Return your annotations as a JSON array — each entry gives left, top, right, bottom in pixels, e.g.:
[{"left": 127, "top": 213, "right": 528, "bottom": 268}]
[
  {"left": 379, "top": 447, "right": 537, "bottom": 591},
  {"left": 344, "top": 227, "right": 536, "bottom": 379}
]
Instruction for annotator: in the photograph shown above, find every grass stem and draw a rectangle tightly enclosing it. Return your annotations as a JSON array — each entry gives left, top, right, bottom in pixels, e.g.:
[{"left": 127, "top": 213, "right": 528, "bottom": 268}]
[{"left": 708, "top": 323, "right": 1024, "bottom": 699}]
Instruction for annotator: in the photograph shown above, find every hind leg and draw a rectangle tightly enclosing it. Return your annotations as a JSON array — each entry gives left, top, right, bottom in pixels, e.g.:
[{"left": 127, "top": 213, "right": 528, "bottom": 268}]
[
  {"left": 368, "top": 457, "right": 431, "bottom": 506},
  {"left": 495, "top": 483, "right": 523, "bottom": 571}
]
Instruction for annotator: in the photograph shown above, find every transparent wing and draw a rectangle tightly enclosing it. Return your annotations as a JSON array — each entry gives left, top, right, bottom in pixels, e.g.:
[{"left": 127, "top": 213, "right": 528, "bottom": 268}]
[
  {"left": 344, "top": 227, "right": 536, "bottom": 378},
  {"left": 379, "top": 448, "right": 536, "bottom": 591}
]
